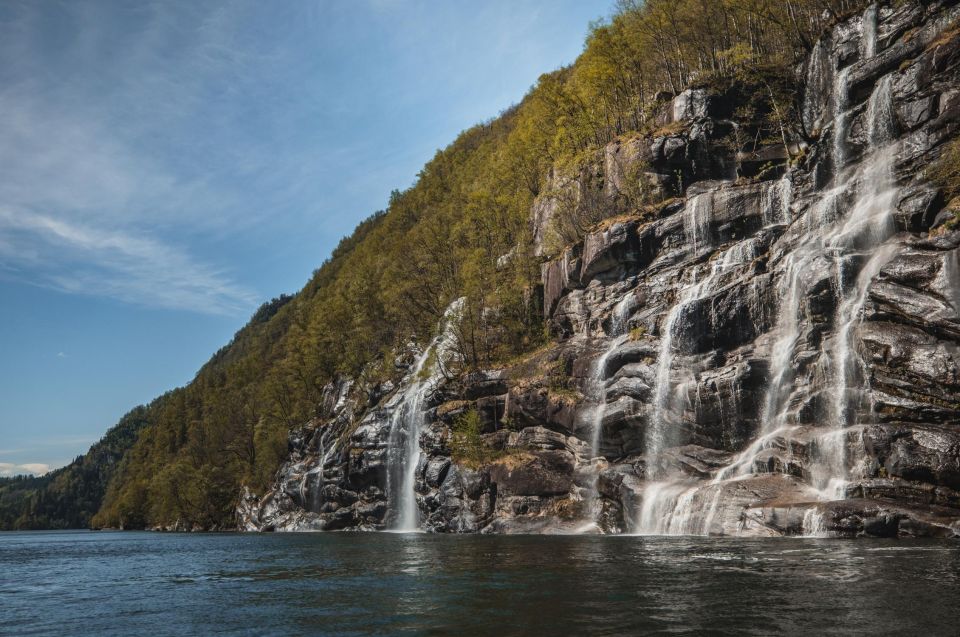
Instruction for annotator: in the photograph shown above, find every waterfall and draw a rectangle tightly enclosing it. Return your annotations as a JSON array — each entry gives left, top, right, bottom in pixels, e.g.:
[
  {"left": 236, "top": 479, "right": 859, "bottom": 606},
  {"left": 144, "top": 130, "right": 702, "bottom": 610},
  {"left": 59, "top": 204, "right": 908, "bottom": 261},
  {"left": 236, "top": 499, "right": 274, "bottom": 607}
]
[
  {"left": 578, "top": 293, "right": 635, "bottom": 531},
  {"left": 752, "top": 74, "right": 898, "bottom": 498},
  {"left": 647, "top": 239, "right": 755, "bottom": 475},
  {"left": 762, "top": 175, "right": 792, "bottom": 227},
  {"left": 386, "top": 298, "right": 464, "bottom": 532},
  {"left": 588, "top": 294, "right": 635, "bottom": 457},
  {"left": 638, "top": 240, "right": 758, "bottom": 533},
  {"left": 832, "top": 67, "right": 851, "bottom": 173},
  {"left": 308, "top": 427, "right": 336, "bottom": 514},
  {"left": 815, "top": 75, "right": 899, "bottom": 497},
  {"left": 801, "top": 508, "right": 830, "bottom": 537},
  {"left": 385, "top": 349, "right": 434, "bottom": 532},
  {"left": 759, "top": 257, "right": 804, "bottom": 438},
  {"left": 684, "top": 192, "right": 714, "bottom": 258},
  {"left": 645, "top": 195, "right": 721, "bottom": 478},
  {"left": 802, "top": 39, "right": 831, "bottom": 134},
  {"left": 637, "top": 56, "right": 903, "bottom": 535},
  {"left": 862, "top": 4, "right": 879, "bottom": 59}
]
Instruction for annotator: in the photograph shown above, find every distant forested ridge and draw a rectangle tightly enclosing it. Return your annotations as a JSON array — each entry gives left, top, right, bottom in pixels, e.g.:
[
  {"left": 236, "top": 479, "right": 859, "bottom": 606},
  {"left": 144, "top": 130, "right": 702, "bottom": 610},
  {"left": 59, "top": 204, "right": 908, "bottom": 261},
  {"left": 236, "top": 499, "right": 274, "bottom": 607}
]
[
  {"left": 0, "top": 0, "right": 890, "bottom": 530},
  {"left": 0, "top": 406, "right": 149, "bottom": 529}
]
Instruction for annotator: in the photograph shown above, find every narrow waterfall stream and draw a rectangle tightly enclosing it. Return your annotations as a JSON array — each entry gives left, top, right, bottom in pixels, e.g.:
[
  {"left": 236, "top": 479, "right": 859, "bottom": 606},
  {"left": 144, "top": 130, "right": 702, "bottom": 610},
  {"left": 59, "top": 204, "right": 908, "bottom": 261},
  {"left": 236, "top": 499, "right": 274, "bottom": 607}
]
[
  {"left": 816, "top": 74, "right": 900, "bottom": 500},
  {"left": 308, "top": 427, "right": 336, "bottom": 514},
  {"left": 578, "top": 293, "right": 635, "bottom": 532},
  {"left": 645, "top": 191, "right": 721, "bottom": 479},
  {"left": 635, "top": 15, "right": 905, "bottom": 536},
  {"left": 862, "top": 4, "right": 879, "bottom": 60},
  {"left": 386, "top": 298, "right": 465, "bottom": 532},
  {"left": 385, "top": 348, "right": 435, "bottom": 532}
]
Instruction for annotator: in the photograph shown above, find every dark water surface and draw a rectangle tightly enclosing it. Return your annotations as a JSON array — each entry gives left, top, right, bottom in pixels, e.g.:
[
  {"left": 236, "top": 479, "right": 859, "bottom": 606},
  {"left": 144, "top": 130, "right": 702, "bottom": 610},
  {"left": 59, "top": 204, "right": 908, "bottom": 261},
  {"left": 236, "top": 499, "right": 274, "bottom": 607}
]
[{"left": 1, "top": 531, "right": 958, "bottom": 636}]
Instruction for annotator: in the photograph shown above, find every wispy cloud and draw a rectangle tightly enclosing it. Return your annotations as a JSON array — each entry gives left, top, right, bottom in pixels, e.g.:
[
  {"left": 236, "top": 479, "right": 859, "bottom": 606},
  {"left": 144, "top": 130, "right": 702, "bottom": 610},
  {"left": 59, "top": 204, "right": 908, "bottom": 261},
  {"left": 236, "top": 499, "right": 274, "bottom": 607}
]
[
  {"left": 0, "top": 462, "right": 50, "bottom": 477},
  {"left": 0, "top": 206, "right": 256, "bottom": 314},
  {"left": 0, "top": 2, "right": 265, "bottom": 315}
]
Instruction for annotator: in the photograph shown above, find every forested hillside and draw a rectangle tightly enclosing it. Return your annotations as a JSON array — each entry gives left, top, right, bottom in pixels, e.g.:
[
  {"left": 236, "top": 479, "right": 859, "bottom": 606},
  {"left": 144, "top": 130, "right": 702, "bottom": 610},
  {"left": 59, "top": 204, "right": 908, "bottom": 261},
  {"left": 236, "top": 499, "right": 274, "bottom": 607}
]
[{"left": 1, "top": 0, "right": 887, "bottom": 530}]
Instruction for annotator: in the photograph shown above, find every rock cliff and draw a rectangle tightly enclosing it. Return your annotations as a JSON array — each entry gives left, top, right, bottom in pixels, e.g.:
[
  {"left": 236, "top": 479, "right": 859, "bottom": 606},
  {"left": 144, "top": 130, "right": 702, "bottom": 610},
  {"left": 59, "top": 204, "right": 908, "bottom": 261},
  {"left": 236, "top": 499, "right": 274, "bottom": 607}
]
[{"left": 240, "top": 1, "right": 960, "bottom": 538}]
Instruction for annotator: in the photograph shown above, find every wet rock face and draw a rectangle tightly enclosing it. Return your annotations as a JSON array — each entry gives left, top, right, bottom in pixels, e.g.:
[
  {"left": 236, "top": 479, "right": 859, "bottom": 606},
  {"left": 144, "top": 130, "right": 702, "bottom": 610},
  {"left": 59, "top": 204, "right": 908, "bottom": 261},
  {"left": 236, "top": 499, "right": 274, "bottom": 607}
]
[{"left": 240, "top": 1, "right": 960, "bottom": 538}]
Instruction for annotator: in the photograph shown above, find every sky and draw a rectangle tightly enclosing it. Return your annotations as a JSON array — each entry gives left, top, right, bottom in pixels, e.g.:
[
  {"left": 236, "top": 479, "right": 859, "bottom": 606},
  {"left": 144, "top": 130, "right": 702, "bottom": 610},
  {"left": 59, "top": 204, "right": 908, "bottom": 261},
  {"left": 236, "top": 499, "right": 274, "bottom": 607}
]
[{"left": 0, "top": 0, "right": 610, "bottom": 476}]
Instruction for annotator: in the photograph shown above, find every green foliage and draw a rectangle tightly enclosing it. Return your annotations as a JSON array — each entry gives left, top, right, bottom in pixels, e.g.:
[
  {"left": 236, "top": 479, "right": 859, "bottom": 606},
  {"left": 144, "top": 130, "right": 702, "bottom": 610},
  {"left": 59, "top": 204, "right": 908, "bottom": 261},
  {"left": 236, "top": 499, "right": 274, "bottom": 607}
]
[
  {"left": 449, "top": 409, "right": 500, "bottom": 468},
  {"left": 931, "top": 137, "right": 960, "bottom": 201},
  {"left": 928, "top": 138, "right": 960, "bottom": 234}
]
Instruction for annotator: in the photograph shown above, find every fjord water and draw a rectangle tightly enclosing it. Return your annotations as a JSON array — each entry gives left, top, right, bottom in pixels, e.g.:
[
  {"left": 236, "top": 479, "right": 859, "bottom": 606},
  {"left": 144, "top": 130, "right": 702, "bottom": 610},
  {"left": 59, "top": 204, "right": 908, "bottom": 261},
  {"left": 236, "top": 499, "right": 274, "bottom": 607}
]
[{"left": 3, "top": 531, "right": 959, "bottom": 636}]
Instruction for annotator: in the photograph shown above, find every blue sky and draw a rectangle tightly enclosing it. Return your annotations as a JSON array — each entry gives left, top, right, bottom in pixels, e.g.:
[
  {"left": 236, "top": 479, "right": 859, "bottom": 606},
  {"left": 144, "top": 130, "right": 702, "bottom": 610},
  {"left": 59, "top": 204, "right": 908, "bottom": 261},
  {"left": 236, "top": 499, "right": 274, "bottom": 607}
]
[{"left": 0, "top": 0, "right": 609, "bottom": 475}]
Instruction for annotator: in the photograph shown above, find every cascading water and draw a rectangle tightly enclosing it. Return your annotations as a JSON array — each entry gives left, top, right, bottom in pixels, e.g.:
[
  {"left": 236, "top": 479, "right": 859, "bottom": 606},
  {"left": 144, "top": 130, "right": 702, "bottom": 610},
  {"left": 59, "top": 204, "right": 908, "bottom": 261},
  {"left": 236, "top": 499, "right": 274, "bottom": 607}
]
[
  {"left": 386, "top": 298, "right": 465, "bottom": 532},
  {"left": 635, "top": 9, "right": 905, "bottom": 535},
  {"left": 762, "top": 175, "right": 793, "bottom": 227},
  {"left": 588, "top": 293, "right": 635, "bottom": 457},
  {"left": 832, "top": 67, "right": 851, "bottom": 173},
  {"left": 638, "top": 238, "right": 760, "bottom": 533},
  {"left": 862, "top": 4, "right": 879, "bottom": 60},
  {"left": 578, "top": 293, "right": 635, "bottom": 531},
  {"left": 385, "top": 349, "right": 434, "bottom": 532},
  {"left": 802, "top": 39, "right": 831, "bottom": 134},
  {"left": 816, "top": 74, "right": 899, "bottom": 498},
  {"left": 684, "top": 191, "right": 714, "bottom": 259},
  {"left": 644, "top": 194, "right": 718, "bottom": 479},
  {"left": 308, "top": 427, "right": 336, "bottom": 513},
  {"left": 306, "top": 379, "right": 355, "bottom": 513}
]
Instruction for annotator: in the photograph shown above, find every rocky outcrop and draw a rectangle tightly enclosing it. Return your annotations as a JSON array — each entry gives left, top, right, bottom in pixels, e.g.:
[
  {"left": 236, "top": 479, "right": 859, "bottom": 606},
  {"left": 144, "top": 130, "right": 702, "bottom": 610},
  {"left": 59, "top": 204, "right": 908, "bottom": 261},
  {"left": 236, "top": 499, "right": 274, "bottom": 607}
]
[{"left": 240, "top": 0, "right": 960, "bottom": 538}]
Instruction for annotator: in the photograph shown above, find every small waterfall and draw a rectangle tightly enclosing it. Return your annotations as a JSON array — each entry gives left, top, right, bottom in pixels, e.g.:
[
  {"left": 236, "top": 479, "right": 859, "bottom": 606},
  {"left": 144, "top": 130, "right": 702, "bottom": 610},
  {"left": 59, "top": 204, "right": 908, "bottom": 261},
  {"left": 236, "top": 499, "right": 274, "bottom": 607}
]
[
  {"left": 801, "top": 508, "right": 830, "bottom": 538},
  {"left": 308, "top": 428, "right": 336, "bottom": 514},
  {"left": 386, "top": 298, "right": 464, "bottom": 532},
  {"left": 803, "top": 39, "right": 831, "bottom": 134},
  {"left": 588, "top": 294, "right": 635, "bottom": 456},
  {"left": 647, "top": 305, "right": 685, "bottom": 480},
  {"left": 386, "top": 349, "right": 434, "bottom": 532},
  {"left": 759, "top": 256, "right": 805, "bottom": 438},
  {"left": 762, "top": 175, "right": 792, "bottom": 226},
  {"left": 866, "top": 75, "right": 897, "bottom": 148},
  {"left": 684, "top": 192, "right": 714, "bottom": 258},
  {"left": 646, "top": 195, "right": 721, "bottom": 477},
  {"left": 862, "top": 4, "right": 879, "bottom": 59},
  {"left": 579, "top": 293, "right": 635, "bottom": 531},
  {"left": 832, "top": 67, "right": 851, "bottom": 172},
  {"left": 647, "top": 240, "right": 754, "bottom": 472}
]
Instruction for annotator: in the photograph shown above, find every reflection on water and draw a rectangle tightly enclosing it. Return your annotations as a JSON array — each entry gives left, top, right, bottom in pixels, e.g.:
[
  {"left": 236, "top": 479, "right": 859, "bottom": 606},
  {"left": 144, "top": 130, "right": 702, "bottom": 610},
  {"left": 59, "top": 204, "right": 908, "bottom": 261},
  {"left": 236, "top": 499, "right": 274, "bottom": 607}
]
[{"left": 1, "top": 530, "right": 958, "bottom": 635}]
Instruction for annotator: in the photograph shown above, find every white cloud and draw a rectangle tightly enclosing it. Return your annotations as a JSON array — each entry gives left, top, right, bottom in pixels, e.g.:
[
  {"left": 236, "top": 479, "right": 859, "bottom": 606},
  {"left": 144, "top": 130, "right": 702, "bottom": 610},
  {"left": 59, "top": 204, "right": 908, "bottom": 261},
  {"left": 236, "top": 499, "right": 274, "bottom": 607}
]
[
  {"left": 0, "top": 462, "right": 50, "bottom": 477},
  {"left": 0, "top": 206, "right": 256, "bottom": 315},
  {"left": 0, "top": 3, "right": 266, "bottom": 315}
]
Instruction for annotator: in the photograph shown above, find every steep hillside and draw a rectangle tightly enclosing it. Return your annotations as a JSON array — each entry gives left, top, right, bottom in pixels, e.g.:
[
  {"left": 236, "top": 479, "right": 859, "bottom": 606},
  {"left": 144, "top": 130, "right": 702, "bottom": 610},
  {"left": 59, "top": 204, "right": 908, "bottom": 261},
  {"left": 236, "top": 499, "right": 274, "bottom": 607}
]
[{"left": 242, "top": 0, "right": 960, "bottom": 537}]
